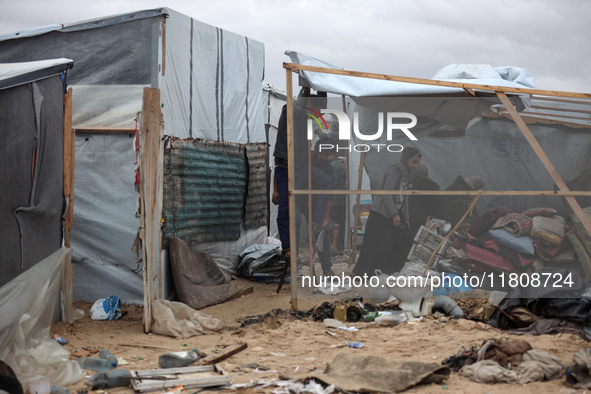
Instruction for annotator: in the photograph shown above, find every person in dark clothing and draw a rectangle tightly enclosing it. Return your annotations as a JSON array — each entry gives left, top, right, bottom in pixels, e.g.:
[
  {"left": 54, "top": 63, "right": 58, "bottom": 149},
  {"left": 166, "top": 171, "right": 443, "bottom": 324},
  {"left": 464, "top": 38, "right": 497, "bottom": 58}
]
[
  {"left": 309, "top": 138, "right": 336, "bottom": 275},
  {"left": 352, "top": 147, "right": 422, "bottom": 277},
  {"left": 409, "top": 164, "right": 442, "bottom": 237},
  {"left": 441, "top": 175, "right": 486, "bottom": 227},
  {"left": 272, "top": 88, "right": 331, "bottom": 262}
]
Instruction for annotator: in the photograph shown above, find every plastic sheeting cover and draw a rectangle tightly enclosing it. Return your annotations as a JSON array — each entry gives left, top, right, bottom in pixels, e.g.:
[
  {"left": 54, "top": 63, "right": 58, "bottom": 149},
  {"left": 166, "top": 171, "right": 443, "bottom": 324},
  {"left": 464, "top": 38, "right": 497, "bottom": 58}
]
[
  {"left": 162, "top": 9, "right": 266, "bottom": 142},
  {"left": 285, "top": 51, "right": 536, "bottom": 97},
  {"left": 0, "top": 75, "right": 65, "bottom": 287},
  {"left": 0, "top": 247, "right": 84, "bottom": 390},
  {"left": 0, "top": 58, "right": 73, "bottom": 90},
  {"left": 71, "top": 134, "right": 143, "bottom": 304}
]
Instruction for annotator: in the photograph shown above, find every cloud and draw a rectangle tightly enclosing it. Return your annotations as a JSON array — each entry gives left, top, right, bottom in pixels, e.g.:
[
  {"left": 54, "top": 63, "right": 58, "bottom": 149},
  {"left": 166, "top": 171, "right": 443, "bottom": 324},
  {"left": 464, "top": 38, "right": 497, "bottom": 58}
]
[{"left": 0, "top": 0, "right": 589, "bottom": 93}]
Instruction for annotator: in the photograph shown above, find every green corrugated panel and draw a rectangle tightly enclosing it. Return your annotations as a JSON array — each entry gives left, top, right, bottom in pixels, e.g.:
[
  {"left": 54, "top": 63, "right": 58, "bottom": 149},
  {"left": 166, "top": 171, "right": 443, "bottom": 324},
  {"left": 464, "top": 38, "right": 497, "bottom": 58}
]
[
  {"left": 162, "top": 140, "right": 247, "bottom": 246},
  {"left": 244, "top": 143, "right": 268, "bottom": 230}
]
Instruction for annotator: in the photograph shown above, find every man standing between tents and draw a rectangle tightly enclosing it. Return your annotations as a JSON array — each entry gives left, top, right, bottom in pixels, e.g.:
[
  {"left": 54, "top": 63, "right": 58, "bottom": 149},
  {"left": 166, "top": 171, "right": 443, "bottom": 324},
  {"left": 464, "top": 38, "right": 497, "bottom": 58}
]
[{"left": 272, "top": 88, "right": 332, "bottom": 270}]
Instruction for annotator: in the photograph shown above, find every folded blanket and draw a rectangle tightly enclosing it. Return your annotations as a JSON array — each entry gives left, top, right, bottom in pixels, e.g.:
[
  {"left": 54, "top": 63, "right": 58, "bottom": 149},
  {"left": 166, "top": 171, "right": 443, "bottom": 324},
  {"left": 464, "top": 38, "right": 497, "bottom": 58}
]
[
  {"left": 492, "top": 213, "right": 533, "bottom": 237},
  {"left": 531, "top": 215, "right": 565, "bottom": 246},
  {"left": 470, "top": 206, "right": 518, "bottom": 237}
]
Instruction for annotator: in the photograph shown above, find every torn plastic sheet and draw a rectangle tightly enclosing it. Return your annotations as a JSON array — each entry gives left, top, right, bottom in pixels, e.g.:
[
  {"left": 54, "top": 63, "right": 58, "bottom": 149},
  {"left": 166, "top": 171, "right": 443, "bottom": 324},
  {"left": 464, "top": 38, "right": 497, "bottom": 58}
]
[{"left": 0, "top": 247, "right": 84, "bottom": 390}]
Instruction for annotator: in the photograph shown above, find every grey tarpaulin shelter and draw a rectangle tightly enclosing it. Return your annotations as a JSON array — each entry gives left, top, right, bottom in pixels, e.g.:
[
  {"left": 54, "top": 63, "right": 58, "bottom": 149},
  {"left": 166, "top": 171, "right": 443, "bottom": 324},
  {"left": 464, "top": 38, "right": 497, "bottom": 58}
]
[
  {"left": 0, "top": 58, "right": 74, "bottom": 285},
  {"left": 282, "top": 52, "right": 591, "bottom": 309},
  {"left": 0, "top": 8, "right": 267, "bottom": 331},
  {"left": 0, "top": 59, "right": 84, "bottom": 389}
]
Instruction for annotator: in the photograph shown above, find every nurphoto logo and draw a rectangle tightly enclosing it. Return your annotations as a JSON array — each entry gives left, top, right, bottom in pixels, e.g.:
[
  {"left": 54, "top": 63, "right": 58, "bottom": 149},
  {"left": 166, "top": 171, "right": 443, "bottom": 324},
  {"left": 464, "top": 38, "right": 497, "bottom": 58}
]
[{"left": 306, "top": 109, "right": 418, "bottom": 153}]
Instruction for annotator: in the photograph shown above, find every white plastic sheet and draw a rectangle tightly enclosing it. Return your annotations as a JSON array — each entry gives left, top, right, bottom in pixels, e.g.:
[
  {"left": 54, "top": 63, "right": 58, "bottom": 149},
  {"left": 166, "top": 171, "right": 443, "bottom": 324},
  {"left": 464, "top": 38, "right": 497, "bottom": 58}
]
[
  {"left": 0, "top": 247, "right": 84, "bottom": 390},
  {"left": 285, "top": 51, "right": 536, "bottom": 97}
]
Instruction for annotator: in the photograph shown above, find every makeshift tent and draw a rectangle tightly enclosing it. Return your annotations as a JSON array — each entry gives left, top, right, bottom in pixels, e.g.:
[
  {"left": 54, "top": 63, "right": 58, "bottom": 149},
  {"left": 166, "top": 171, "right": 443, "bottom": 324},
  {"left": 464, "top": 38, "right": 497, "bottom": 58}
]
[
  {"left": 0, "top": 58, "right": 74, "bottom": 285},
  {"left": 282, "top": 52, "right": 591, "bottom": 309},
  {"left": 0, "top": 59, "right": 82, "bottom": 390},
  {"left": 0, "top": 8, "right": 266, "bottom": 330}
]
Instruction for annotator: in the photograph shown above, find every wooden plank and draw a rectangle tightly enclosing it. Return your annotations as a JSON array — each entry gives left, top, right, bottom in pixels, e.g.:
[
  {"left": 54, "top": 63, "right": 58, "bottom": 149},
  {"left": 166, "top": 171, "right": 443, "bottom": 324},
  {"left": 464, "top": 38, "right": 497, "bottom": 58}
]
[
  {"left": 63, "top": 88, "right": 74, "bottom": 248},
  {"left": 131, "top": 365, "right": 230, "bottom": 392},
  {"left": 196, "top": 343, "right": 247, "bottom": 366},
  {"left": 60, "top": 248, "right": 73, "bottom": 324},
  {"left": 291, "top": 189, "right": 591, "bottom": 196},
  {"left": 349, "top": 151, "right": 365, "bottom": 268},
  {"left": 497, "top": 91, "right": 591, "bottom": 240},
  {"left": 286, "top": 69, "right": 297, "bottom": 311},
  {"left": 283, "top": 63, "right": 591, "bottom": 99},
  {"left": 342, "top": 95, "right": 353, "bottom": 264},
  {"left": 74, "top": 127, "right": 135, "bottom": 134},
  {"left": 464, "top": 88, "right": 477, "bottom": 96},
  {"left": 139, "top": 88, "right": 164, "bottom": 333},
  {"left": 307, "top": 138, "right": 314, "bottom": 277}
]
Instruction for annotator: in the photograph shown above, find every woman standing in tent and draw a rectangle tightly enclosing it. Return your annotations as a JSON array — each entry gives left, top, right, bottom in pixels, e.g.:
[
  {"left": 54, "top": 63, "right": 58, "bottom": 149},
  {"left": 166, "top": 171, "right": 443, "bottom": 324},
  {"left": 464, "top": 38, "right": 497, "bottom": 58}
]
[{"left": 353, "top": 147, "right": 422, "bottom": 277}]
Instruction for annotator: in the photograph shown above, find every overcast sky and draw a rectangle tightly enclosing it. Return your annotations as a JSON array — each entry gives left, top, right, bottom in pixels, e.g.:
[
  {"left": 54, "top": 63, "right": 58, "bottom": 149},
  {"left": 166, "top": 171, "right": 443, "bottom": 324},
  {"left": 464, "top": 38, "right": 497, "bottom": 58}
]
[{"left": 1, "top": 0, "right": 589, "bottom": 94}]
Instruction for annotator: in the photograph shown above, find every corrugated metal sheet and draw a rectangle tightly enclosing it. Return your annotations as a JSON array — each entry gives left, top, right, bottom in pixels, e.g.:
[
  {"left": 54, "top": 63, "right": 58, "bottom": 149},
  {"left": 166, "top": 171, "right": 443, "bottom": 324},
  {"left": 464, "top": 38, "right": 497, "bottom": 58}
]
[
  {"left": 244, "top": 143, "right": 268, "bottom": 230},
  {"left": 163, "top": 139, "right": 247, "bottom": 246}
]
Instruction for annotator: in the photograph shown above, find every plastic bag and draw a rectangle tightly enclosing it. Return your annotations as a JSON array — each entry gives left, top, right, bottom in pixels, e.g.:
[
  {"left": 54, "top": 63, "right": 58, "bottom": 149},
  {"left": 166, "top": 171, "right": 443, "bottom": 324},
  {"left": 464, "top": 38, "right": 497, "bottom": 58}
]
[
  {"left": 151, "top": 299, "right": 224, "bottom": 338},
  {"left": 90, "top": 296, "right": 121, "bottom": 321}
]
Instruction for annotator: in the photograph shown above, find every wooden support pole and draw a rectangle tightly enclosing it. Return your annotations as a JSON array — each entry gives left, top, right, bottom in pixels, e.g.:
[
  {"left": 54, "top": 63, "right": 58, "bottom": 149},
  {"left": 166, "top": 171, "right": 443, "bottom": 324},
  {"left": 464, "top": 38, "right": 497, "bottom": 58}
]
[
  {"left": 349, "top": 151, "right": 365, "bottom": 268},
  {"left": 283, "top": 63, "right": 591, "bottom": 99},
  {"left": 63, "top": 88, "right": 74, "bottom": 248},
  {"left": 307, "top": 139, "right": 314, "bottom": 277},
  {"left": 140, "top": 88, "right": 164, "bottom": 332},
  {"left": 60, "top": 248, "right": 73, "bottom": 323},
  {"left": 497, "top": 91, "right": 591, "bottom": 240},
  {"left": 341, "top": 95, "right": 351, "bottom": 258},
  {"left": 286, "top": 70, "right": 297, "bottom": 310}
]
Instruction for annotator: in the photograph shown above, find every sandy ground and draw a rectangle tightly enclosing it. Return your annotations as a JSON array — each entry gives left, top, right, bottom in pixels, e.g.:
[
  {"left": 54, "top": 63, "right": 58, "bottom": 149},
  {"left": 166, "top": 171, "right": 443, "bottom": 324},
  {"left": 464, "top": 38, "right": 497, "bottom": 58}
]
[{"left": 50, "top": 278, "right": 591, "bottom": 394}]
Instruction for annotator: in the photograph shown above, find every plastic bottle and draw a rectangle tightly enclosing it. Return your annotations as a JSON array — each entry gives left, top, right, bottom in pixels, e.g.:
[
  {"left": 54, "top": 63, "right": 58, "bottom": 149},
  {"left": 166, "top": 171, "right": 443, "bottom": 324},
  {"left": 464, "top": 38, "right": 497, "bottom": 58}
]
[
  {"left": 158, "top": 348, "right": 199, "bottom": 368},
  {"left": 99, "top": 349, "right": 118, "bottom": 368},
  {"left": 50, "top": 385, "right": 70, "bottom": 394},
  {"left": 348, "top": 342, "right": 365, "bottom": 349},
  {"left": 87, "top": 369, "right": 133, "bottom": 390},
  {"left": 76, "top": 357, "right": 112, "bottom": 372}
]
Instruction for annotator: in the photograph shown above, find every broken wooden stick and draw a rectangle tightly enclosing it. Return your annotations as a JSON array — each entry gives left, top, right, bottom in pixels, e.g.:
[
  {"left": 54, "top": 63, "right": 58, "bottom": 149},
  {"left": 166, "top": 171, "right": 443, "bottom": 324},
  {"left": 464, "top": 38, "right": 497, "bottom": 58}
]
[{"left": 197, "top": 342, "right": 247, "bottom": 365}]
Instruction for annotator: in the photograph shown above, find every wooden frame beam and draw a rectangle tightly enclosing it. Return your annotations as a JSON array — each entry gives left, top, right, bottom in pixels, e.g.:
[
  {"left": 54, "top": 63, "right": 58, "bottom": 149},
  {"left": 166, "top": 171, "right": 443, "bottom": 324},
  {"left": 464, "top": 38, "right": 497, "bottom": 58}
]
[
  {"left": 139, "top": 88, "right": 164, "bottom": 332},
  {"left": 291, "top": 189, "right": 591, "bottom": 196},
  {"left": 497, "top": 91, "right": 591, "bottom": 240},
  {"left": 74, "top": 127, "right": 135, "bottom": 134},
  {"left": 283, "top": 63, "right": 591, "bottom": 99},
  {"left": 62, "top": 88, "right": 74, "bottom": 324},
  {"left": 63, "top": 88, "right": 75, "bottom": 248},
  {"left": 286, "top": 69, "right": 297, "bottom": 310}
]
